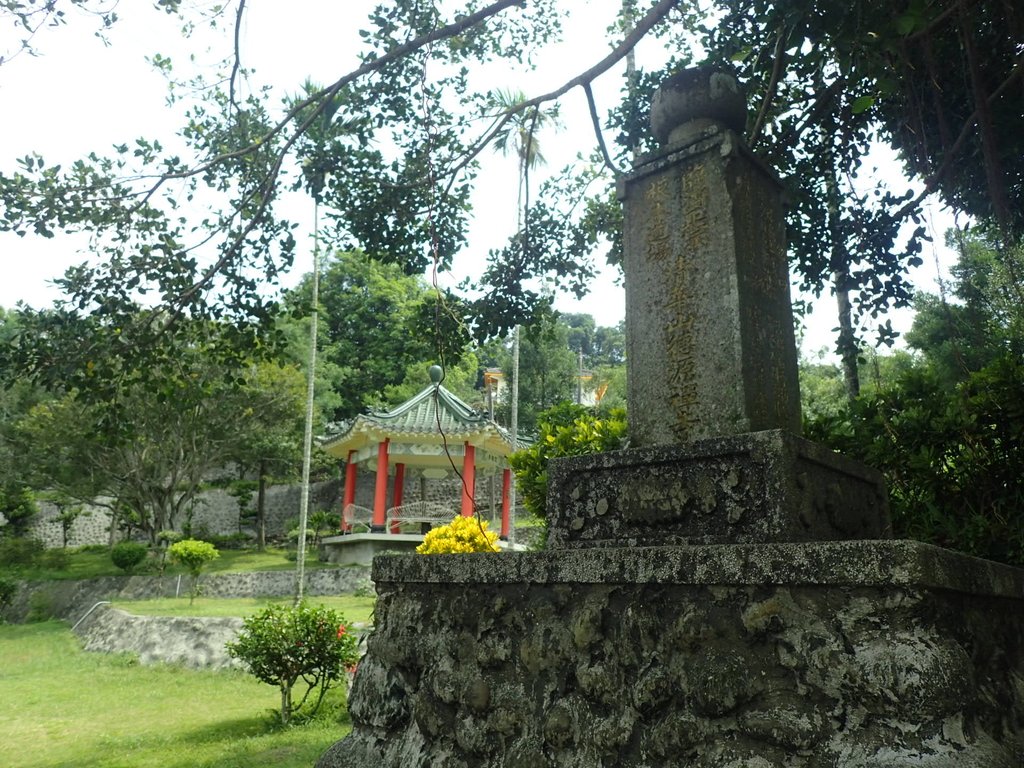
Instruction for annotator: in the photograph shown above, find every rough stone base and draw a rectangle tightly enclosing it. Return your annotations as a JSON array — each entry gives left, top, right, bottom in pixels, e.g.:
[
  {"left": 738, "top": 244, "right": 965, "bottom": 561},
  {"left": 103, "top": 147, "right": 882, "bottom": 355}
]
[
  {"left": 546, "top": 431, "right": 891, "bottom": 548},
  {"left": 317, "top": 542, "right": 1024, "bottom": 767}
]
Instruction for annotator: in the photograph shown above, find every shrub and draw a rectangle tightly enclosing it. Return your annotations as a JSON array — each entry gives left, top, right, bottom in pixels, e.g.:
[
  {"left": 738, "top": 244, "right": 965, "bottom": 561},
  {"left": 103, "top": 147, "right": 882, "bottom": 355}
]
[
  {"left": 806, "top": 355, "right": 1024, "bottom": 566},
  {"left": 0, "top": 536, "right": 44, "bottom": 569},
  {"left": 226, "top": 602, "right": 360, "bottom": 724},
  {"left": 168, "top": 539, "right": 219, "bottom": 605},
  {"left": 416, "top": 515, "right": 499, "bottom": 554},
  {"left": 156, "top": 530, "right": 182, "bottom": 546},
  {"left": 198, "top": 532, "right": 252, "bottom": 550},
  {"left": 110, "top": 541, "right": 148, "bottom": 573},
  {"left": 508, "top": 403, "right": 628, "bottom": 521},
  {"left": 0, "top": 483, "right": 38, "bottom": 537},
  {"left": 26, "top": 588, "right": 55, "bottom": 622},
  {"left": 287, "top": 527, "right": 315, "bottom": 547},
  {"left": 0, "top": 575, "right": 18, "bottom": 617},
  {"left": 40, "top": 548, "right": 70, "bottom": 571}
]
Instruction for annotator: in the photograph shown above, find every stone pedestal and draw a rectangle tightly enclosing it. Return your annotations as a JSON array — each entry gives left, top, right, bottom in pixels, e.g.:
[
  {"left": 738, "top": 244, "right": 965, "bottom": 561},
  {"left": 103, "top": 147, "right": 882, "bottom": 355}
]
[
  {"left": 547, "top": 430, "right": 890, "bottom": 548},
  {"left": 319, "top": 543, "right": 1024, "bottom": 767},
  {"left": 320, "top": 532, "right": 426, "bottom": 567}
]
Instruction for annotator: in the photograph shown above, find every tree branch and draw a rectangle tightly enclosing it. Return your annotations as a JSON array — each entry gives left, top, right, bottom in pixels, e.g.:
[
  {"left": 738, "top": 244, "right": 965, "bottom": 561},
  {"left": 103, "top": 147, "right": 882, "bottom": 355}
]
[
  {"left": 584, "top": 82, "right": 624, "bottom": 177},
  {"left": 891, "top": 53, "right": 1024, "bottom": 223},
  {"left": 748, "top": 23, "right": 789, "bottom": 149},
  {"left": 162, "top": 0, "right": 529, "bottom": 312},
  {"left": 447, "top": 0, "right": 680, "bottom": 180},
  {"left": 228, "top": 0, "right": 247, "bottom": 113}
]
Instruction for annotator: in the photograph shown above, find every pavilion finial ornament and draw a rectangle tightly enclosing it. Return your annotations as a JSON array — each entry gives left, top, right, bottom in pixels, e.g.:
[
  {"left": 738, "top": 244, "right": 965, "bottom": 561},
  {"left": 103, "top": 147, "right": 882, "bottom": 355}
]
[{"left": 428, "top": 364, "right": 444, "bottom": 385}]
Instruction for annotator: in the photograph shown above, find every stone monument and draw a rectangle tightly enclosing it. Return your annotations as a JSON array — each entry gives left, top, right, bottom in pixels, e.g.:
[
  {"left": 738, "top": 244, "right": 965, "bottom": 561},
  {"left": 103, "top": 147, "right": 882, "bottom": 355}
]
[{"left": 318, "top": 67, "right": 1024, "bottom": 767}]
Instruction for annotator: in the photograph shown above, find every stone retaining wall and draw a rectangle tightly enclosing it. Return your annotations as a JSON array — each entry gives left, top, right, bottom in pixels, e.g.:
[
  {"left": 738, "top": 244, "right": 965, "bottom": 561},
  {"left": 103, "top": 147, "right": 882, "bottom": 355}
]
[
  {"left": 23, "top": 480, "right": 344, "bottom": 549},
  {"left": 23, "top": 472, "right": 515, "bottom": 549},
  {"left": 72, "top": 604, "right": 245, "bottom": 670},
  {"left": 6, "top": 566, "right": 372, "bottom": 625}
]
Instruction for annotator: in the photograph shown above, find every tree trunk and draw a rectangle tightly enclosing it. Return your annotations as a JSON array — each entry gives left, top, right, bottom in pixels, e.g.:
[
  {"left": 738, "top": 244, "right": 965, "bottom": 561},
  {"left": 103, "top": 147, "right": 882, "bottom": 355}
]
[
  {"left": 824, "top": 143, "right": 860, "bottom": 401},
  {"left": 256, "top": 459, "right": 267, "bottom": 552},
  {"left": 280, "top": 685, "right": 292, "bottom": 725},
  {"left": 834, "top": 271, "right": 860, "bottom": 401}
]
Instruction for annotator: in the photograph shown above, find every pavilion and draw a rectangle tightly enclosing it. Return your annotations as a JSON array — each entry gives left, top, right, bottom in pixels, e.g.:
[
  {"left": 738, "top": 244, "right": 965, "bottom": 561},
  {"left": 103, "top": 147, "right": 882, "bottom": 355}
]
[{"left": 318, "top": 366, "right": 519, "bottom": 563}]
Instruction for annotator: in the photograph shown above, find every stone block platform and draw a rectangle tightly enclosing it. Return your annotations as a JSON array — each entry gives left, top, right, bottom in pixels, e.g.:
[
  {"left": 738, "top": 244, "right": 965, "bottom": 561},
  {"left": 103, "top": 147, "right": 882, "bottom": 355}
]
[
  {"left": 321, "top": 532, "right": 426, "bottom": 567},
  {"left": 547, "top": 430, "right": 890, "bottom": 548},
  {"left": 318, "top": 541, "right": 1024, "bottom": 767}
]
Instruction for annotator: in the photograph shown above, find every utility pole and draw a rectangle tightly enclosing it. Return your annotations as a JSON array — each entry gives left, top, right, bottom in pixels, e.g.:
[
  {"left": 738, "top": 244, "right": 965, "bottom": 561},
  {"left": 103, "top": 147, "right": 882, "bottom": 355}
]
[
  {"left": 576, "top": 347, "right": 584, "bottom": 404},
  {"left": 294, "top": 205, "right": 320, "bottom": 604},
  {"left": 508, "top": 325, "right": 520, "bottom": 546}
]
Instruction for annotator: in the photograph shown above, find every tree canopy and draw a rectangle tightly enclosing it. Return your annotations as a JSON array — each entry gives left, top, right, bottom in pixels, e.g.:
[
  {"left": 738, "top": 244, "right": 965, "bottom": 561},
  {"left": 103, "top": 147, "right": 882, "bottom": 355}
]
[{"left": 2, "top": 0, "right": 1021, "bottom": 391}]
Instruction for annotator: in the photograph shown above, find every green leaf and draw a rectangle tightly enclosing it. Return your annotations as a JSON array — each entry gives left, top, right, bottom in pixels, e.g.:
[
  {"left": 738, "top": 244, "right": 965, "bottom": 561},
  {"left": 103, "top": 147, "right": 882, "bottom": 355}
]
[{"left": 851, "top": 95, "right": 875, "bottom": 114}]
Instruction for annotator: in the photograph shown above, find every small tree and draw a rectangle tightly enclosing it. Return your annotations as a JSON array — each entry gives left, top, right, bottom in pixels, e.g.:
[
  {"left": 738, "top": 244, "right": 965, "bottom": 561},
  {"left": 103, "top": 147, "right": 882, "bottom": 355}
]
[
  {"left": 43, "top": 491, "right": 87, "bottom": 549},
  {"left": 168, "top": 539, "right": 219, "bottom": 605},
  {"left": 0, "top": 483, "right": 38, "bottom": 537},
  {"left": 110, "top": 541, "right": 148, "bottom": 573},
  {"left": 0, "top": 576, "right": 17, "bottom": 621},
  {"left": 226, "top": 602, "right": 359, "bottom": 725},
  {"left": 308, "top": 509, "right": 336, "bottom": 550},
  {"left": 155, "top": 529, "right": 182, "bottom": 574}
]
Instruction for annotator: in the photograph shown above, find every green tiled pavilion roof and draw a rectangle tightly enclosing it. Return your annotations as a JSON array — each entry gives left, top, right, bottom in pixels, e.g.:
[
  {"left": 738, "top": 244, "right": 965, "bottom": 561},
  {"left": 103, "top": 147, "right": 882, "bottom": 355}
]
[{"left": 320, "top": 366, "right": 519, "bottom": 467}]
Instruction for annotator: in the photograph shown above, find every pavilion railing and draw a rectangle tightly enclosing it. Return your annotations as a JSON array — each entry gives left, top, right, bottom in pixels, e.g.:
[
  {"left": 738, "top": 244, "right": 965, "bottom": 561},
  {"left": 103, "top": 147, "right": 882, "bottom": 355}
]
[
  {"left": 341, "top": 503, "right": 374, "bottom": 533},
  {"left": 386, "top": 501, "right": 456, "bottom": 531}
]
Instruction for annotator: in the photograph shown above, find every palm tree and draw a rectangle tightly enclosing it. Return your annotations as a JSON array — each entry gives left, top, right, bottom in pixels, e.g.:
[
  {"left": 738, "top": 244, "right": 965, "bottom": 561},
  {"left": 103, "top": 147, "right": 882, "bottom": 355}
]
[
  {"left": 490, "top": 89, "right": 556, "bottom": 543},
  {"left": 491, "top": 87, "right": 553, "bottom": 231}
]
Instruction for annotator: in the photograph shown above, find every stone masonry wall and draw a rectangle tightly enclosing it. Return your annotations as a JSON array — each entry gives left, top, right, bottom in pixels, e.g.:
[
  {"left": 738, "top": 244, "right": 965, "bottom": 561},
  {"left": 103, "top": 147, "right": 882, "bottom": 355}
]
[
  {"left": 24, "top": 480, "right": 343, "bottom": 548},
  {"left": 23, "top": 470, "right": 508, "bottom": 548},
  {"left": 6, "top": 566, "right": 372, "bottom": 625},
  {"left": 321, "top": 543, "right": 1024, "bottom": 768}
]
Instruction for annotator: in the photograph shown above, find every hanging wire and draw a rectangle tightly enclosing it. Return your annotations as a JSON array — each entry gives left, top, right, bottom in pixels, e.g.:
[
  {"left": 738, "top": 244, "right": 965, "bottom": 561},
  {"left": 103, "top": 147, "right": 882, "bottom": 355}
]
[{"left": 413, "top": 33, "right": 498, "bottom": 548}]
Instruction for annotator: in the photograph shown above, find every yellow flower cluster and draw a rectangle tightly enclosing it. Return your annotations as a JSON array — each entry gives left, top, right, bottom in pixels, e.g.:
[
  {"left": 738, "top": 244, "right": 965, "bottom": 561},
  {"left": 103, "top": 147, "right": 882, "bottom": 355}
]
[{"left": 416, "top": 515, "right": 500, "bottom": 554}]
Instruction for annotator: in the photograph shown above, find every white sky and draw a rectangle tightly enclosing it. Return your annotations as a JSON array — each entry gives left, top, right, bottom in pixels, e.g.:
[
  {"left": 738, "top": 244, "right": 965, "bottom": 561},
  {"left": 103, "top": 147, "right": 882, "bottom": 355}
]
[{"left": 0, "top": 2, "right": 956, "bottom": 356}]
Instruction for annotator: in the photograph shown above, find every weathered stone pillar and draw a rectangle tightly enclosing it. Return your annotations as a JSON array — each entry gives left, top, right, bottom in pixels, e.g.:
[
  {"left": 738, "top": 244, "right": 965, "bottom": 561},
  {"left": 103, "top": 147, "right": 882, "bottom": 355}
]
[
  {"left": 341, "top": 450, "right": 357, "bottom": 532},
  {"left": 389, "top": 463, "right": 405, "bottom": 534},
  {"left": 621, "top": 67, "right": 800, "bottom": 446}
]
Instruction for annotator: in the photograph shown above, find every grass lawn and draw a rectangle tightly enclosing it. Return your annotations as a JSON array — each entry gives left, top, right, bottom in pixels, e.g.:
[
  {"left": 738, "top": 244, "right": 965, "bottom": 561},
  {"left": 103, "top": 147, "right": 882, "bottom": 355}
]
[
  {"left": 0, "top": 621, "right": 350, "bottom": 768},
  {"left": 110, "top": 594, "right": 377, "bottom": 625},
  {"left": 5, "top": 546, "right": 340, "bottom": 582}
]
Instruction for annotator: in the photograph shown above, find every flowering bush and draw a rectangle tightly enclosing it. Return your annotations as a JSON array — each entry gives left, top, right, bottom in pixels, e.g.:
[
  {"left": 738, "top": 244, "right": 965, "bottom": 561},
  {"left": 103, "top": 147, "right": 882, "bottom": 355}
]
[
  {"left": 226, "top": 602, "right": 360, "bottom": 724},
  {"left": 416, "top": 515, "right": 499, "bottom": 554}
]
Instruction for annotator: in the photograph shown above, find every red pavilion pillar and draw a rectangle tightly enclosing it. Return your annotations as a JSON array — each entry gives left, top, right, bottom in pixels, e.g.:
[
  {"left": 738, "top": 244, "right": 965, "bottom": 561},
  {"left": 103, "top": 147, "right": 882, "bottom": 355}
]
[
  {"left": 390, "top": 463, "right": 405, "bottom": 533},
  {"left": 460, "top": 443, "right": 476, "bottom": 517},
  {"left": 500, "top": 468, "right": 511, "bottom": 540},
  {"left": 342, "top": 450, "right": 358, "bottom": 532},
  {"left": 372, "top": 439, "right": 389, "bottom": 532}
]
